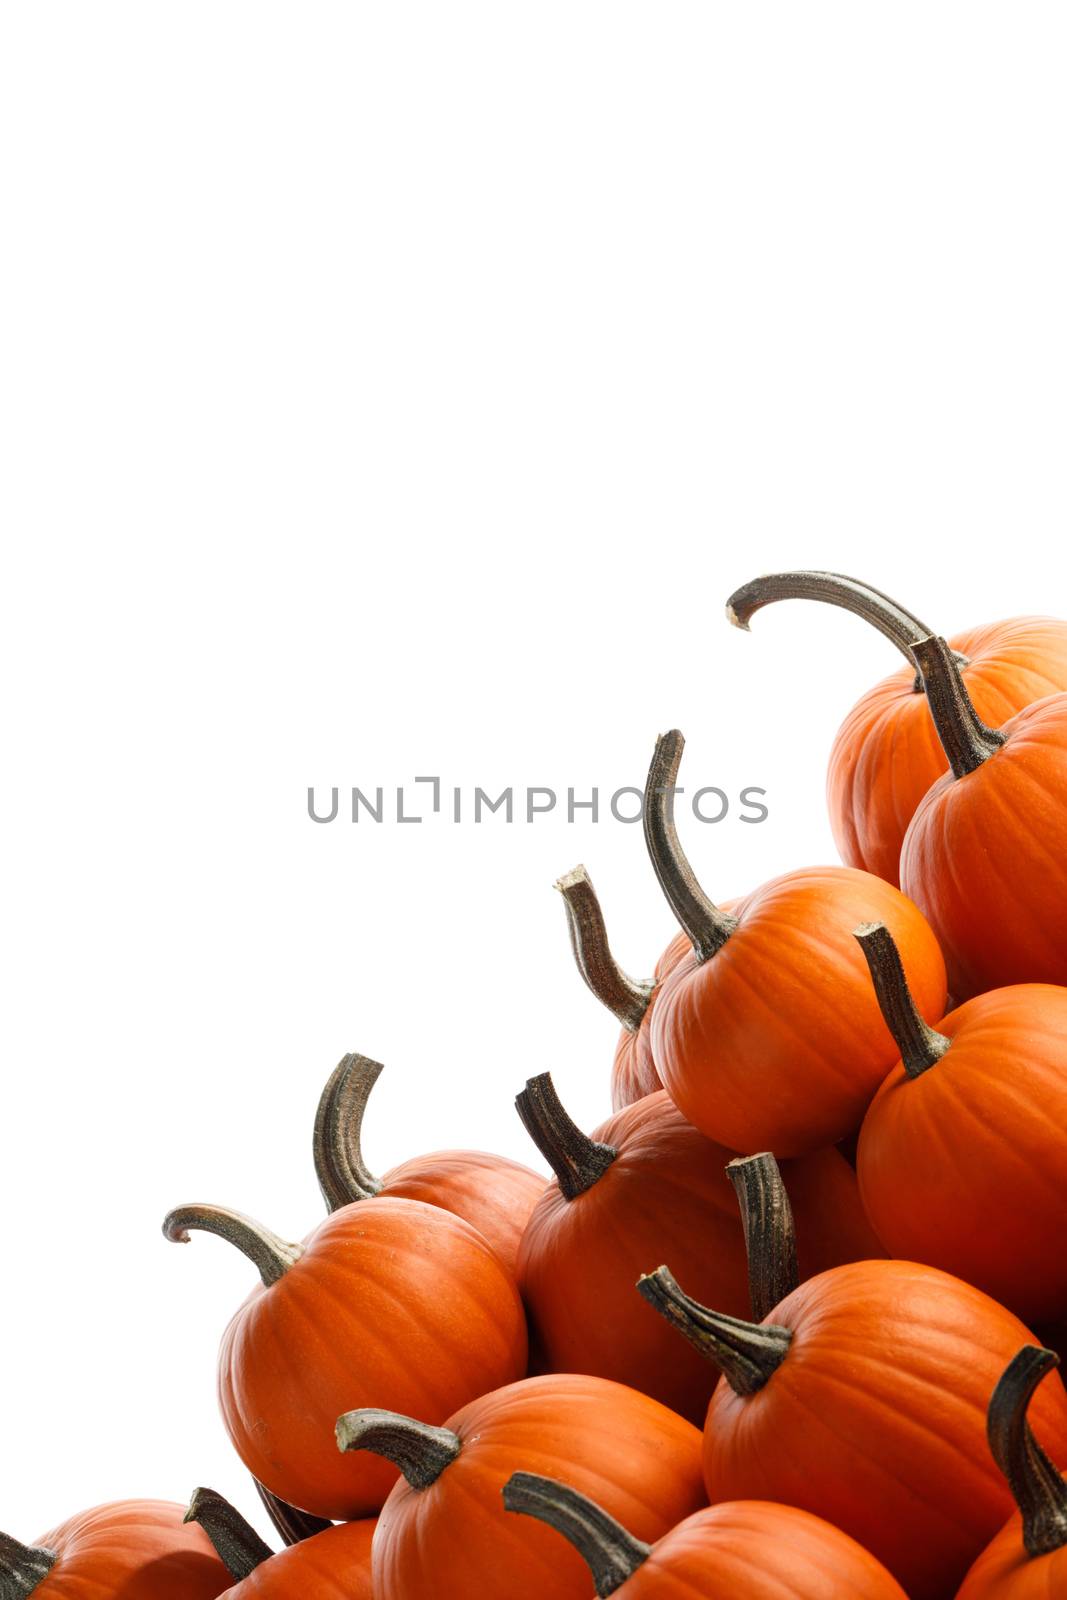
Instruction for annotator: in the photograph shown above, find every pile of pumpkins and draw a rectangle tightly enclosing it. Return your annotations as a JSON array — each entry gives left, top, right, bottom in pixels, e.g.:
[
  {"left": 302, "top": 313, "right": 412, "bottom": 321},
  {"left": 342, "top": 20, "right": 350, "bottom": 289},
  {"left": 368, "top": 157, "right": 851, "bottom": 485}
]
[{"left": 7, "top": 568, "right": 1067, "bottom": 1600}]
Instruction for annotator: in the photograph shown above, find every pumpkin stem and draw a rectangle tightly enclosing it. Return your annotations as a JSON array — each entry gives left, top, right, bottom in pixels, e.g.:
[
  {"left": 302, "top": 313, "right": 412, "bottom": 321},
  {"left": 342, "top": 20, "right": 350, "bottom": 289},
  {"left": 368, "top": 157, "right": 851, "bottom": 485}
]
[
  {"left": 637, "top": 1266, "right": 792, "bottom": 1396},
  {"left": 162, "top": 1204, "right": 303, "bottom": 1287},
  {"left": 0, "top": 1535, "right": 56, "bottom": 1599},
  {"left": 643, "top": 731, "right": 738, "bottom": 963},
  {"left": 336, "top": 1408, "right": 462, "bottom": 1490},
  {"left": 502, "top": 1473, "right": 651, "bottom": 1596},
  {"left": 515, "top": 1072, "right": 618, "bottom": 1200},
  {"left": 987, "top": 1345, "right": 1067, "bottom": 1558},
  {"left": 313, "top": 1053, "right": 386, "bottom": 1211},
  {"left": 555, "top": 865, "right": 655, "bottom": 1033},
  {"left": 184, "top": 1488, "right": 273, "bottom": 1580},
  {"left": 854, "top": 921, "right": 951, "bottom": 1079},
  {"left": 726, "top": 570, "right": 970, "bottom": 690},
  {"left": 911, "top": 634, "right": 1006, "bottom": 779},
  {"left": 254, "top": 1481, "right": 332, "bottom": 1545},
  {"left": 726, "top": 1152, "right": 799, "bottom": 1319}
]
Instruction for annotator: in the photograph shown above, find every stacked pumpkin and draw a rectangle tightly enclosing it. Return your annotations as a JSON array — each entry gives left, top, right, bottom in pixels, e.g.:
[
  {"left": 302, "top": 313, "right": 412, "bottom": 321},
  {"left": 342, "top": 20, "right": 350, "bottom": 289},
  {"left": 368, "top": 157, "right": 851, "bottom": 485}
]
[{"left": 6, "top": 570, "right": 1067, "bottom": 1600}]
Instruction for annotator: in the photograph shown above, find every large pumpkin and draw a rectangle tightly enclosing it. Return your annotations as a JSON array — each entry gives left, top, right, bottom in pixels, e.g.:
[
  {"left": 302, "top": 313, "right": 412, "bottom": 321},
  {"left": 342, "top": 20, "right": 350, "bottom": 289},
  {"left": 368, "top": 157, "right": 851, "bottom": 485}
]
[
  {"left": 0, "top": 1501, "right": 232, "bottom": 1599},
  {"left": 504, "top": 1473, "right": 909, "bottom": 1599},
  {"left": 641, "top": 728, "right": 947, "bottom": 1155},
  {"left": 187, "top": 1487, "right": 375, "bottom": 1600},
  {"left": 726, "top": 570, "right": 1067, "bottom": 886},
  {"left": 335, "top": 1373, "right": 705, "bottom": 1600},
  {"left": 957, "top": 1346, "right": 1067, "bottom": 1598},
  {"left": 900, "top": 635, "right": 1067, "bottom": 998},
  {"left": 515, "top": 1076, "right": 883, "bottom": 1421},
  {"left": 313, "top": 1052, "right": 543, "bottom": 1274},
  {"left": 855, "top": 920, "right": 1067, "bottom": 1324},
  {"left": 163, "top": 1196, "right": 526, "bottom": 1519}
]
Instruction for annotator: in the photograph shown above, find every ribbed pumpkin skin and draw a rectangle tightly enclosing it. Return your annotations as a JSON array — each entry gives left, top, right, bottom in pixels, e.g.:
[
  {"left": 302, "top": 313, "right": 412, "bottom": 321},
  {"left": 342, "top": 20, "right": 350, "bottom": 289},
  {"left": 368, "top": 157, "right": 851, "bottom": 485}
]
[
  {"left": 218, "top": 1198, "right": 527, "bottom": 1520},
  {"left": 378, "top": 1150, "right": 544, "bottom": 1276},
  {"left": 611, "top": 933, "right": 691, "bottom": 1110},
  {"left": 371, "top": 1374, "right": 705, "bottom": 1600},
  {"left": 650, "top": 867, "right": 947, "bottom": 1156},
  {"left": 828, "top": 618, "right": 1067, "bottom": 888},
  {"left": 518, "top": 1091, "right": 884, "bottom": 1422},
  {"left": 858, "top": 983, "right": 1067, "bottom": 1323},
  {"left": 31, "top": 1501, "right": 233, "bottom": 1598},
  {"left": 618, "top": 1501, "right": 908, "bottom": 1599},
  {"left": 703, "top": 1260, "right": 1067, "bottom": 1600},
  {"left": 901, "top": 693, "right": 1067, "bottom": 1000},
  {"left": 956, "top": 1513, "right": 1067, "bottom": 1599},
  {"left": 220, "top": 1521, "right": 375, "bottom": 1599}
]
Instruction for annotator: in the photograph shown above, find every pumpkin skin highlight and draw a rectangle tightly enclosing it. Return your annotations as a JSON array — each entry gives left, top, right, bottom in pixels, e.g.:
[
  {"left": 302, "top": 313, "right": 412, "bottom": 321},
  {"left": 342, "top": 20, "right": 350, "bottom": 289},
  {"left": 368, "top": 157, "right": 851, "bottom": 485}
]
[
  {"left": 24, "top": 1501, "right": 233, "bottom": 1599},
  {"left": 365, "top": 1374, "right": 705, "bottom": 1600},
  {"left": 218, "top": 1521, "right": 375, "bottom": 1599},
  {"left": 701, "top": 1260, "right": 1067, "bottom": 1600}
]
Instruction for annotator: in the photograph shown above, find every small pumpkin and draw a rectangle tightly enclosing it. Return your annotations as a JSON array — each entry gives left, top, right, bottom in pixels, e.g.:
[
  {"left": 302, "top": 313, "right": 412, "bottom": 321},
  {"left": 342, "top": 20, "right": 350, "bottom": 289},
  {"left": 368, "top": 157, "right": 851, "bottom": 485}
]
[
  {"left": 957, "top": 1345, "right": 1067, "bottom": 1598},
  {"left": 515, "top": 1076, "right": 884, "bottom": 1420},
  {"left": 0, "top": 1501, "right": 232, "bottom": 1599},
  {"left": 335, "top": 1372, "right": 705, "bottom": 1600},
  {"left": 503, "top": 1472, "right": 909, "bottom": 1599},
  {"left": 855, "top": 920, "right": 1067, "bottom": 1323},
  {"left": 638, "top": 1156, "right": 1067, "bottom": 1600},
  {"left": 163, "top": 1196, "right": 526, "bottom": 1520},
  {"left": 642, "top": 728, "right": 947, "bottom": 1154},
  {"left": 727, "top": 570, "right": 1067, "bottom": 886},
  {"left": 313, "top": 1052, "right": 543, "bottom": 1274},
  {"left": 900, "top": 634, "right": 1067, "bottom": 997},
  {"left": 187, "top": 1487, "right": 374, "bottom": 1599},
  {"left": 555, "top": 864, "right": 689, "bottom": 1110}
]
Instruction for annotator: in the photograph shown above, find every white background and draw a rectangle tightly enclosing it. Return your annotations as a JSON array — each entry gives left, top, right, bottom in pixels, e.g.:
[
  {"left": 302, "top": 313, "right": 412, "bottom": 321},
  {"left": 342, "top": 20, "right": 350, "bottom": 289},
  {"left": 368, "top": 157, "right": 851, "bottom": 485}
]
[{"left": 3, "top": 2, "right": 1066, "bottom": 1541}]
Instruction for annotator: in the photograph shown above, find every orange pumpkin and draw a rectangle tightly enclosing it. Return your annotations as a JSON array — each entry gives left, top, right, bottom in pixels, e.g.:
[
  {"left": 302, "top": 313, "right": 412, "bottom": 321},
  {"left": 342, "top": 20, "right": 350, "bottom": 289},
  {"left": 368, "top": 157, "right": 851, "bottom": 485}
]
[
  {"left": 642, "top": 728, "right": 947, "bottom": 1155},
  {"left": 855, "top": 920, "right": 1067, "bottom": 1323},
  {"left": 957, "top": 1346, "right": 1067, "bottom": 1598},
  {"left": 727, "top": 570, "right": 1067, "bottom": 887},
  {"left": 515, "top": 1077, "right": 883, "bottom": 1421},
  {"left": 900, "top": 635, "right": 1067, "bottom": 998},
  {"left": 0, "top": 1501, "right": 232, "bottom": 1599},
  {"left": 163, "top": 1197, "right": 526, "bottom": 1520},
  {"left": 335, "top": 1373, "right": 705, "bottom": 1600},
  {"left": 504, "top": 1473, "right": 909, "bottom": 1599},
  {"left": 187, "top": 1487, "right": 375, "bottom": 1600},
  {"left": 313, "top": 1052, "right": 543, "bottom": 1274}
]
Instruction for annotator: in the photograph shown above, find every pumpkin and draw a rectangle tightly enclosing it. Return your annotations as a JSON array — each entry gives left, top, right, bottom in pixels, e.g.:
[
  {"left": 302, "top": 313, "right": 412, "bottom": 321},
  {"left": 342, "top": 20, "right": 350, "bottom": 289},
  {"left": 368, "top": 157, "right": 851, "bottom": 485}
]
[
  {"left": 515, "top": 1076, "right": 884, "bottom": 1420},
  {"left": 313, "top": 1051, "right": 543, "bottom": 1274},
  {"left": 162, "top": 1196, "right": 526, "bottom": 1520},
  {"left": 957, "top": 1345, "right": 1067, "bottom": 1598},
  {"left": 726, "top": 570, "right": 1067, "bottom": 887},
  {"left": 334, "top": 1372, "right": 705, "bottom": 1600},
  {"left": 187, "top": 1487, "right": 375, "bottom": 1600},
  {"left": 0, "top": 1501, "right": 232, "bottom": 1599},
  {"left": 555, "top": 864, "right": 689, "bottom": 1110},
  {"left": 900, "top": 634, "right": 1067, "bottom": 998},
  {"left": 503, "top": 1472, "right": 909, "bottom": 1599},
  {"left": 642, "top": 728, "right": 947, "bottom": 1155},
  {"left": 855, "top": 920, "right": 1067, "bottom": 1323},
  {"left": 638, "top": 1181, "right": 1067, "bottom": 1600}
]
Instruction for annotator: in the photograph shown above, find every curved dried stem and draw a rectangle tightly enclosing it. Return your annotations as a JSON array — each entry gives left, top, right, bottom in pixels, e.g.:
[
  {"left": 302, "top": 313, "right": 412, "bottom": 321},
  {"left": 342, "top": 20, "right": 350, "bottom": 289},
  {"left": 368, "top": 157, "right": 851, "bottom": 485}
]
[
  {"left": 987, "top": 1345, "right": 1067, "bottom": 1557},
  {"left": 335, "top": 1409, "right": 461, "bottom": 1490},
  {"left": 163, "top": 1204, "right": 303, "bottom": 1287},
  {"left": 185, "top": 1487, "right": 273, "bottom": 1580},
  {"left": 643, "top": 731, "right": 737, "bottom": 962},
  {"left": 727, "top": 1152, "right": 799, "bottom": 1319},
  {"left": 503, "top": 1473, "right": 650, "bottom": 1596},
  {"left": 313, "top": 1053, "right": 385, "bottom": 1211},
  {"left": 637, "top": 1266, "right": 791, "bottom": 1396},
  {"left": 855, "top": 921, "right": 950, "bottom": 1078},
  {"left": 555, "top": 866, "right": 654, "bottom": 1032},
  {"left": 911, "top": 635, "right": 1006, "bottom": 779},
  {"left": 515, "top": 1072, "right": 617, "bottom": 1200},
  {"left": 254, "top": 1481, "right": 332, "bottom": 1545},
  {"left": 0, "top": 1535, "right": 56, "bottom": 1599}
]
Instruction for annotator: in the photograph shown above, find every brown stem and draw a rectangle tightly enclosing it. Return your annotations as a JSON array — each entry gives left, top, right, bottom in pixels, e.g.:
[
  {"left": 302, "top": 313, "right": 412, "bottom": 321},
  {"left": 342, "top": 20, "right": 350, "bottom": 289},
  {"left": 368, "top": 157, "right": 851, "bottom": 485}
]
[
  {"left": 335, "top": 1409, "right": 461, "bottom": 1490},
  {"left": 643, "top": 731, "right": 738, "bottom": 962},
  {"left": 313, "top": 1053, "right": 385, "bottom": 1212},
  {"left": 855, "top": 922, "right": 950, "bottom": 1079},
  {"left": 987, "top": 1346, "right": 1067, "bottom": 1558},
  {"left": 502, "top": 1473, "right": 650, "bottom": 1596},
  {"left": 515, "top": 1073, "right": 617, "bottom": 1200},
  {"left": 727, "top": 1153, "right": 799, "bottom": 1320},
  {"left": 555, "top": 865, "right": 654, "bottom": 1033},
  {"left": 637, "top": 1266, "right": 791, "bottom": 1396},
  {"left": 726, "top": 570, "right": 970, "bottom": 691},
  {"left": 185, "top": 1488, "right": 273, "bottom": 1580},
  {"left": 0, "top": 1536, "right": 56, "bottom": 1599},
  {"left": 163, "top": 1204, "right": 303, "bottom": 1287},
  {"left": 911, "top": 634, "right": 1006, "bottom": 779},
  {"left": 254, "top": 1481, "right": 332, "bottom": 1545}
]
